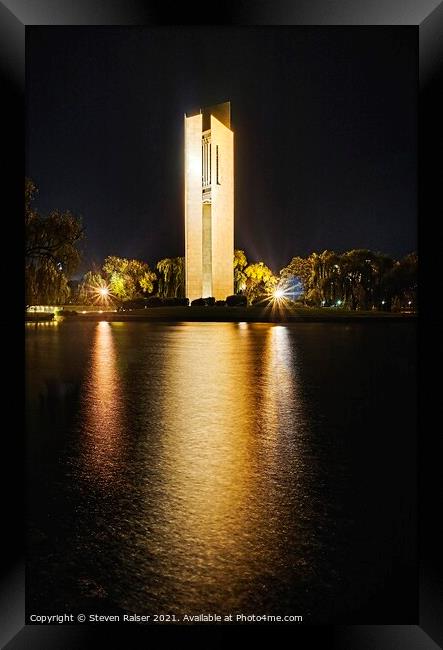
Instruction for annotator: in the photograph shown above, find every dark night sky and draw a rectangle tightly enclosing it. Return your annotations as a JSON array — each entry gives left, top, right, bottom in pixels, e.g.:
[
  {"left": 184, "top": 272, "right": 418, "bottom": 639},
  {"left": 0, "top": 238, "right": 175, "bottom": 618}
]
[{"left": 26, "top": 26, "right": 417, "bottom": 276}]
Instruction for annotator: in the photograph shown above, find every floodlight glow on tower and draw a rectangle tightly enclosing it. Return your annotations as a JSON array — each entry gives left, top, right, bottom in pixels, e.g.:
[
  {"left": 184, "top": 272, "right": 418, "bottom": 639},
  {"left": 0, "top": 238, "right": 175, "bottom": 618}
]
[{"left": 184, "top": 102, "right": 234, "bottom": 302}]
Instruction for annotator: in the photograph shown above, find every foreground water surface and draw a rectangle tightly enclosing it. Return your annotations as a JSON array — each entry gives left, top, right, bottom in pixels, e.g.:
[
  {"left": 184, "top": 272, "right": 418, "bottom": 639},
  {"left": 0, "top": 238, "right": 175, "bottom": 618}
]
[{"left": 26, "top": 321, "right": 416, "bottom": 622}]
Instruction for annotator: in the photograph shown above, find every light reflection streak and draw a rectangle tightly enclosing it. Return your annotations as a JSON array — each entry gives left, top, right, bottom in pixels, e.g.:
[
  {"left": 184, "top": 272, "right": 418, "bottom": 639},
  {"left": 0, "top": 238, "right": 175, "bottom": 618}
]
[
  {"left": 145, "top": 323, "right": 257, "bottom": 609},
  {"left": 256, "top": 325, "right": 320, "bottom": 598},
  {"left": 250, "top": 325, "right": 305, "bottom": 570},
  {"left": 81, "top": 322, "right": 123, "bottom": 485},
  {"left": 260, "top": 325, "right": 297, "bottom": 442}
]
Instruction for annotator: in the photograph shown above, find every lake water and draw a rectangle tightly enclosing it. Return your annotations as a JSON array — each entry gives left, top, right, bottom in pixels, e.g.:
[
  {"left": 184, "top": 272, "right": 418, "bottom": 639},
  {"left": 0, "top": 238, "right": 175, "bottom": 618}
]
[{"left": 26, "top": 320, "right": 417, "bottom": 623}]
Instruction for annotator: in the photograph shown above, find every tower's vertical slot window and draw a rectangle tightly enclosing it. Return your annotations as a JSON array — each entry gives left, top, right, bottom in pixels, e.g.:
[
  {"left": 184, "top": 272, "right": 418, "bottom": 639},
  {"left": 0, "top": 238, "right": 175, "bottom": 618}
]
[{"left": 216, "top": 145, "right": 221, "bottom": 184}]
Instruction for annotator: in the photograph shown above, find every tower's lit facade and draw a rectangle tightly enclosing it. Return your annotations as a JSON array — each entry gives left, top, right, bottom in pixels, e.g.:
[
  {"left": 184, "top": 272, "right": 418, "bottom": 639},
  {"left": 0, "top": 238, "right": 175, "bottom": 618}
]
[{"left": 184, "top": 102, "right": 234, "bottom": 302}]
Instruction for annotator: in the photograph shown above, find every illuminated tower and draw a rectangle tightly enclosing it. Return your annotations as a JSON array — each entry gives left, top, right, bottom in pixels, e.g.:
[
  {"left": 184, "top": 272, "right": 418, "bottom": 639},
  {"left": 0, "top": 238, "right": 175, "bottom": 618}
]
[{"left": 184, "top": 101, "right": 234, "bottom": 302}]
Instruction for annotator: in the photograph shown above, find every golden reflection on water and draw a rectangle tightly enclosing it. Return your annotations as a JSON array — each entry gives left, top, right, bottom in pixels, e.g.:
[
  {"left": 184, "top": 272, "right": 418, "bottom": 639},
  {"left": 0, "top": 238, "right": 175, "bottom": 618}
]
[
  {"left": 253, "top": 325, "right": 303, "bottom": 565},
  {"left": 260, "top": 325, "right": 296, "bottom": 442},
  {"left": 25, "top": 320, "right": 59, "bottom": 328},
  {"left": 72, "top": 321, "right": 308, "bottom": 612},
  {"left": 81, "top": 322, "right": 123, "bottom": 484},
  {"left": 138, "top": 322, "right": 303, "bottom": 611},
  {"left": 158, "top": 325, "right": 255, "bottom": 571},
  {"left": 27, "top": 321, "right": 416, "bottom": 618}
]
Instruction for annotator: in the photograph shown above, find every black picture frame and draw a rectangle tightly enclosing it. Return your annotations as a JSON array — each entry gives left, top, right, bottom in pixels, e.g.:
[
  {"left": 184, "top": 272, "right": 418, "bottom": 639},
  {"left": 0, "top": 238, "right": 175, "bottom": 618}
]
[{"left": 2, "top": 1, "right": 441, "bottom": 647}]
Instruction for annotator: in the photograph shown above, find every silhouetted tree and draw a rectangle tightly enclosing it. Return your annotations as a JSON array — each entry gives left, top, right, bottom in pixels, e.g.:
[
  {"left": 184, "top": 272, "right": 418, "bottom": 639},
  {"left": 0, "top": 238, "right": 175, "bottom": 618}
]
[{"left": 25, "top": 178, "right": 84, "bottom": 305}]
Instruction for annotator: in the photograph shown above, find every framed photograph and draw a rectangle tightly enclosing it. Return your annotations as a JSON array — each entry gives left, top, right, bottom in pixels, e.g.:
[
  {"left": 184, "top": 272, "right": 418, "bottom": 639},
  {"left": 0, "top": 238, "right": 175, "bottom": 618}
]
[{"left": 2, "top": 1, "right": 441, "bottom": 648}]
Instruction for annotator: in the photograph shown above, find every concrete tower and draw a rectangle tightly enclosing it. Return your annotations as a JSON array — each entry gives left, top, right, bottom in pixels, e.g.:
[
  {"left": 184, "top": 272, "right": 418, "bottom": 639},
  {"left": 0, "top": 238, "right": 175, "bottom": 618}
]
[{"left": 184, "top": 102, "right": 234, "bottom": 302}]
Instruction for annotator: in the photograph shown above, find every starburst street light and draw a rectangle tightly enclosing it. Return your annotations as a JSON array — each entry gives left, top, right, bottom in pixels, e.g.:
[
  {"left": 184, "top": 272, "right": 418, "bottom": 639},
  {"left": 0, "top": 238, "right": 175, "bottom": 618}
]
[
  {"left": 94, "top": 284, "right": 112, "bottom": 306},
  {"left": 251, "top": 276, "right": 302, "bottom": 320},
  {"left": 270, "top": 281, "right": 295, "bottom": 303},
  {"left": 87, "top": 279, "right": 114, "bottom": 307},
  {"left": 262, "top": 282, "right": 294, "bottom": 319}
]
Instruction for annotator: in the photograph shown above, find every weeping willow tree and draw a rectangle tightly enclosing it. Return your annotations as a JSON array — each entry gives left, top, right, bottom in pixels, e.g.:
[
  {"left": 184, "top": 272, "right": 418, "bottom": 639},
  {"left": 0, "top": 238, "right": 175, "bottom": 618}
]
[
  {"left": 25, "top": 178, "right": 84, "bottom": 306},
  {"left": 156, "top": 256, "right": 185, "bottom": 297}
]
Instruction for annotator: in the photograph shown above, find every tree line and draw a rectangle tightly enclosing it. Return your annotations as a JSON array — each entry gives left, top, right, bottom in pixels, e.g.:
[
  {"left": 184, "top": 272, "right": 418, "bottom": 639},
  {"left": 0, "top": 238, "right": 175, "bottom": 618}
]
[
  {"left": 25, "top": 179, "right": 417, "bottom": 310},
  {"left": 75, "top": 256, "right": 184, "bottom": 304},
  {"left": 279, "top": 250, "right": 417, "bottom": 311}
]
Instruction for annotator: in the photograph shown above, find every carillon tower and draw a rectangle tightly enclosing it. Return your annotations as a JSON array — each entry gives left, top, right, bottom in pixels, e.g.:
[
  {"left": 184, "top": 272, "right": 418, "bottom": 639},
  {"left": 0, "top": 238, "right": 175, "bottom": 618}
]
[{"left": 184, "top": 102, "right": 234, "bottom": 302}]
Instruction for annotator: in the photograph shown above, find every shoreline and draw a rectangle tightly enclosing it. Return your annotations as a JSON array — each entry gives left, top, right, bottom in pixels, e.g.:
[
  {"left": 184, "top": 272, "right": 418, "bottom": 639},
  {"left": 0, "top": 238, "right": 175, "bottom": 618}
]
[{"left": 25, "top": 306, "right": 417, "bottom": 324}]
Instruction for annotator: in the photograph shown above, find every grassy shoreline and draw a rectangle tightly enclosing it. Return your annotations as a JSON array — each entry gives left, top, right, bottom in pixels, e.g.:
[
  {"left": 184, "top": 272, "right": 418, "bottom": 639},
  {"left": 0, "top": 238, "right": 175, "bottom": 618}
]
[{"left": 26, "top": 306, "right": 417, "bottom": 323}]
